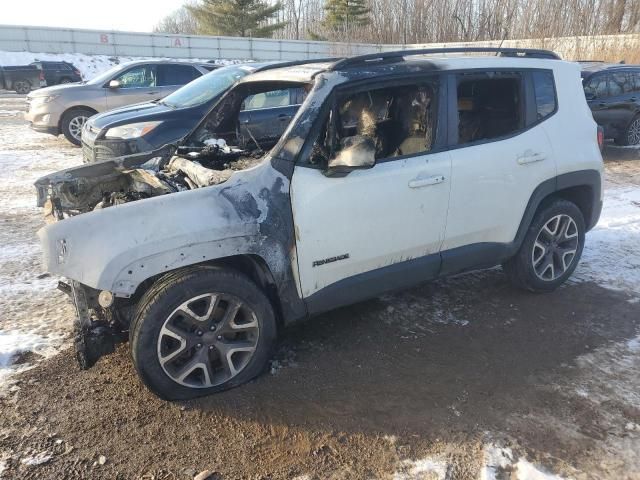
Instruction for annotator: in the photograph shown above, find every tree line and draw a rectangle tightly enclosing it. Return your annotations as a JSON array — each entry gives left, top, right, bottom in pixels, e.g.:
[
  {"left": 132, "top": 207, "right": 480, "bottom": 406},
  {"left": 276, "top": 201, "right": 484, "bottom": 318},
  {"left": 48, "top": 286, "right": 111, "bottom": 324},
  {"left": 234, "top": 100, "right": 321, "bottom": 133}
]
[{"left": 154, "top": 0, "right": 640, "bottom": 44}]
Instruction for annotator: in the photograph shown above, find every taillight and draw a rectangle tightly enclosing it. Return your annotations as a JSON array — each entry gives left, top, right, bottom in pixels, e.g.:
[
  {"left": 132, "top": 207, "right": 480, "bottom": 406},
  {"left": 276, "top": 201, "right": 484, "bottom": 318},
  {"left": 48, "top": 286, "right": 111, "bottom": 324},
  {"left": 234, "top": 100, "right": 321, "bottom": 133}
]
[
  {"left": 39, "top": 71, "right": 45, "bottom": 81},
  {"left": 597, "top": 127, "right": 604, "bottom": 151}
]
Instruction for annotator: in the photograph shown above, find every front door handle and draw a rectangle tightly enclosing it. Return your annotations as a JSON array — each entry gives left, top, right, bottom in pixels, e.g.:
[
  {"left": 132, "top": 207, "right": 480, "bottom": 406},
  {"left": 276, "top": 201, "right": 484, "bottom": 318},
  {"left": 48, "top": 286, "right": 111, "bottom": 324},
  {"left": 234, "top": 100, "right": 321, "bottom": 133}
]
[
  {"left": 517, "top": 150, "right": 546, "bottom": 165},
  {"left": 408, "top": 174, "right": 445, "bottom": 188},
  {"left": 147, "top": 91, "right": 160, "bottom": 95}
]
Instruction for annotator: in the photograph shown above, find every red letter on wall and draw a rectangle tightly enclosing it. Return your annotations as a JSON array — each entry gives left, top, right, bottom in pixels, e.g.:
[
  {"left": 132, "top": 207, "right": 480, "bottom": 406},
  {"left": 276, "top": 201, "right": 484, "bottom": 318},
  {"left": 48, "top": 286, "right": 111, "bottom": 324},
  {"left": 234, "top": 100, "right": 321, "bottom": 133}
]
[
  {"left": 100, "top": 34, "right": 109, "bottom": 44},
  {"left": 174, "top": 38, "right": 182, "bottom": 47}
]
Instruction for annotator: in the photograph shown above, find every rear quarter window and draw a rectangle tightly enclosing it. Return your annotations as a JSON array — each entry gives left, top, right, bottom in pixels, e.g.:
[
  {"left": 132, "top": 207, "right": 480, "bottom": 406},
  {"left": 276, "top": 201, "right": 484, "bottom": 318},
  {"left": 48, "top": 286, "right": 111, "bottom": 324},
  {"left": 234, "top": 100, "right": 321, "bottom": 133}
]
[{"left": 532, "top": 71, "right": 557, "bottom": 120}]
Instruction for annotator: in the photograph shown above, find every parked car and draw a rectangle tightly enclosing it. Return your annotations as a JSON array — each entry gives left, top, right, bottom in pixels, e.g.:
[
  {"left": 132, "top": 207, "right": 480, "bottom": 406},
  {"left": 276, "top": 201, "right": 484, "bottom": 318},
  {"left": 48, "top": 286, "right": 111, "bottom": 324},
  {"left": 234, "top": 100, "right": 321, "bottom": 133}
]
[
  {"left": 581, "top": 62, "right": 640, "bottom": 145},
  {"left": 81, "top": 62, "right": 305, "bottom": 163},
  {"left": 31, "top": 61, "right": 83, "bottom": 86},
  {"left": 25, "top": 60, "right": 218, "bottom": 145},
  {"left": 0, "top": 64, "right": 43, "bottom": 94},
  {"left": 35, "top": 48, "right": 603, "bottom": 400}
]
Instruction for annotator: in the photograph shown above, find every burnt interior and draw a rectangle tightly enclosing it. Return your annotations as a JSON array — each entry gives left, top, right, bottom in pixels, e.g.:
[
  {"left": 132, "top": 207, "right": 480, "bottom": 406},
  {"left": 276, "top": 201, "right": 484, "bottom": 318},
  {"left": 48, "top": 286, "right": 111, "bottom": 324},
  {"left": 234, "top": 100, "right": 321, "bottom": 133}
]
[
  {"left": 310, "top": 82, "right": 437, "bottom": 166},
  {"left": 456, "top": 73, "right": 523, "bottom": 143}
]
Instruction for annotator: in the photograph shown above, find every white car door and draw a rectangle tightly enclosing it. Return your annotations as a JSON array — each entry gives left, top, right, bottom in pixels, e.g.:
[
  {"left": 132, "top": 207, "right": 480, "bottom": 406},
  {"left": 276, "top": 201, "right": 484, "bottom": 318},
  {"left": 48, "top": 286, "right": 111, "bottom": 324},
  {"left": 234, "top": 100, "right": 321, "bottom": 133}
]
[
  {"left": 441, "top": 70, "right": 557, "bottom": 266},
  {"left": 290, "top": 79, "right": 452, "bottom": 310}
]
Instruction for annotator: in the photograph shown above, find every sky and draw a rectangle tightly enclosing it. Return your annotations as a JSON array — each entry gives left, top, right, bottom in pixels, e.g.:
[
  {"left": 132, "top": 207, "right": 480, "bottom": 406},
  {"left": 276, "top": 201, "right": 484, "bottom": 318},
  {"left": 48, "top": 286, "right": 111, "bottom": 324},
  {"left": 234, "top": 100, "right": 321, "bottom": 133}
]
[{"left": 0, "top": 0, "right": 186, "bottom": 32}]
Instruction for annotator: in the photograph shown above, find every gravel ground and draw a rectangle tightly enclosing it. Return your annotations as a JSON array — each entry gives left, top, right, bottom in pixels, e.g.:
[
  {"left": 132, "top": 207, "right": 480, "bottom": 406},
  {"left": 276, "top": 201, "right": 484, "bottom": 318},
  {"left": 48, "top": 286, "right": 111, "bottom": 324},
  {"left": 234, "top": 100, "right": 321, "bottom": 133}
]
[{"left": 0, "top": 93, "right": 639, "bottom": 480}]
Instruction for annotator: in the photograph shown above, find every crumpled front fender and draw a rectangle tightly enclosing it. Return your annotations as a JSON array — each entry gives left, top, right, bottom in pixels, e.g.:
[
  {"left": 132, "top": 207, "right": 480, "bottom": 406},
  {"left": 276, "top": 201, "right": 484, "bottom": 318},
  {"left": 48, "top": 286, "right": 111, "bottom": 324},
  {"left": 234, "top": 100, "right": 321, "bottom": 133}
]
[{"left": 38, "top": 161, "right": 285, "bottom": 297}]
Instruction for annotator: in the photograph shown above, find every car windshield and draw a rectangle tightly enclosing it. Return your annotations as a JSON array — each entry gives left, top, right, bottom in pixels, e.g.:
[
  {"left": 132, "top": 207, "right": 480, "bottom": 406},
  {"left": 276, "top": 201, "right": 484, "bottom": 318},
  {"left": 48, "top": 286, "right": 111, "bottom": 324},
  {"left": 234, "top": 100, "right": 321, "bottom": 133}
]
[
  {"left": 160, "top": 65, "right": 254, "bottom": 108},
  {"left": 86, "top": 64, "right": 129, "bottom": 86}
]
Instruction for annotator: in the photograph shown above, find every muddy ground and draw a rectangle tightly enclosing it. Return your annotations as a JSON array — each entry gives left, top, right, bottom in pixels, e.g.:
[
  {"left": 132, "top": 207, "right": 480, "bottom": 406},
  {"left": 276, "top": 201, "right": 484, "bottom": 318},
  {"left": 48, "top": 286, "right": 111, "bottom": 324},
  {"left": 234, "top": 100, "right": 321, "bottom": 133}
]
[{"left": 0, "top": 93, "right": 639, "bottom": 480}]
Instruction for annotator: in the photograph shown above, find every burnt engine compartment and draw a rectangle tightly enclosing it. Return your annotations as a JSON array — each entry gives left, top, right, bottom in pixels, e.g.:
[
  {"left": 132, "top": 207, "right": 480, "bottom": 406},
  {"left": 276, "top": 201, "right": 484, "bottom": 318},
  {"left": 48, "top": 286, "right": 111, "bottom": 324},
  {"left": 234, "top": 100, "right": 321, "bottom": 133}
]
[
  {"left": 42, "top": 140, "right": 265, "bottom": 219},
  {"left": 92, "top": 142, "right": 263, "bottom": 211}
]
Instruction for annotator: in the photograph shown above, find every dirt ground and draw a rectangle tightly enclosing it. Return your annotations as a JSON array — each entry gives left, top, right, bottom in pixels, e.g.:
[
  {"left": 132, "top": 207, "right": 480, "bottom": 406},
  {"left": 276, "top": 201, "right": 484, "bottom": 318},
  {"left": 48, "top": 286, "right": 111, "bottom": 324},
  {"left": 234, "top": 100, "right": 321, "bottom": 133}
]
[{"left": 1, "top": 93, "right": 639, "bottom": 480}]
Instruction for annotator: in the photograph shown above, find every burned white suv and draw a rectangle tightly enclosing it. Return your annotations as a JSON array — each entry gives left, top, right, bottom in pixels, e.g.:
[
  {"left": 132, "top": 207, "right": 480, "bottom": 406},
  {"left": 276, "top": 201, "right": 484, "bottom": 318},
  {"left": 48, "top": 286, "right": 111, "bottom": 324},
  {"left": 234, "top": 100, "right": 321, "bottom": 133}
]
[{"left": 36, "top": 48, "right": 603, "bottom": 400}]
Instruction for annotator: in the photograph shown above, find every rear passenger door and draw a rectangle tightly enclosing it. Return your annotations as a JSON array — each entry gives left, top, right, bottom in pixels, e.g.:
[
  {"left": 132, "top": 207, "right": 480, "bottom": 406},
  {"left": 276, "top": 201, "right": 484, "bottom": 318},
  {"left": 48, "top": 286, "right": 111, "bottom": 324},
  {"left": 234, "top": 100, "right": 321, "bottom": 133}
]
[
  {"left": 239, "top": 87, "right": 305, "bottom": 144},
  {"left": 441, "top": 70, "right": 556, "bottom": 273}
]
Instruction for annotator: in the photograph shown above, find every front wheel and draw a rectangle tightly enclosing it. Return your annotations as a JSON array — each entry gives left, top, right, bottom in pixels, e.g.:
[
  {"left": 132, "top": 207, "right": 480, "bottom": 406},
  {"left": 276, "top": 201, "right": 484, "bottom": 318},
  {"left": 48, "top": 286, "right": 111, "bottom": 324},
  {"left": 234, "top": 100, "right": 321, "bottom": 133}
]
[
  {"left": 130, "top": 266, "right": 277, "bottom": 400},
  {"left": 61, "top": 108, "right": 93, "bottom": 145},
  {"left": 503, "top": 199, "right": 585, "bottom": 292}
]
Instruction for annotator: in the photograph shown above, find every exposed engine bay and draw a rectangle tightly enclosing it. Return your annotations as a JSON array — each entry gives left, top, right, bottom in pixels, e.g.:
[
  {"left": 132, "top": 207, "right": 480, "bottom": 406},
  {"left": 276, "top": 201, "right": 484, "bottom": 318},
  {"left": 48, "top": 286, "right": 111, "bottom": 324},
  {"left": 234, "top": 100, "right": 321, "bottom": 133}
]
[
  {"left": 92, "top": 142, "right": 264, "bottom": 211},
  {"left": 38, "top": 142, "right": 263, "bottom": 219},
  {"left": 36, "top": 81, "right": 308, "bottom": 219}
]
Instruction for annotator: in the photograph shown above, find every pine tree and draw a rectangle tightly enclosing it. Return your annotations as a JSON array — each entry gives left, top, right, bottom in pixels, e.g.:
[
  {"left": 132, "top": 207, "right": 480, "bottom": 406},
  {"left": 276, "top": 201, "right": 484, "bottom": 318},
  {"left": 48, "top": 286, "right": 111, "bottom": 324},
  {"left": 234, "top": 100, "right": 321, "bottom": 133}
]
[
  {"left": 188, "top": 0, "right": 286, "bottom": 38},
  {"left": 323, "top": 0, "right": 370, "bottom": 31}
]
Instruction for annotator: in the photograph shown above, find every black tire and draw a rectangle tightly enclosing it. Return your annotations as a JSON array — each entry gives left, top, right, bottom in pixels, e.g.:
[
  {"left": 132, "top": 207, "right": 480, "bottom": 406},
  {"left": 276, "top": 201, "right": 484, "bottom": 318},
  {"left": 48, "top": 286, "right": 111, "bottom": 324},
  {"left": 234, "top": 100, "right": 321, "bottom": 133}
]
[
  {"left": 61, "top": 108, "right": 94, "bottom": 145},
  {"left": 615, "top": 115, "right": 640, "bottom": 146},
  {"left": 503, "top": 199, "right": 585, "bottom": 292},
  {"left": 13, "top": 79, "right": 31, "bottom": 94},
  {"left": 130, "top": 266, "right": 277, "bottom": 401}
]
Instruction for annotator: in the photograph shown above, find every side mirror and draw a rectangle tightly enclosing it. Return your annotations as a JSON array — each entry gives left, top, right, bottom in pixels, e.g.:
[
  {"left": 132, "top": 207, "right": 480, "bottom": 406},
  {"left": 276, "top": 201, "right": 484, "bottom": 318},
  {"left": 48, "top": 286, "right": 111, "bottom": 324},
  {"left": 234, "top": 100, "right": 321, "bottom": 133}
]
[
  {"left": 108, "top": 79, "right": 121, "bottom": 89},
  {"left": 325, "top": 135, "right": 376, "bottom": 176},
  {"left": 585, "top": 92, "right": 596, "bottom": 101}
]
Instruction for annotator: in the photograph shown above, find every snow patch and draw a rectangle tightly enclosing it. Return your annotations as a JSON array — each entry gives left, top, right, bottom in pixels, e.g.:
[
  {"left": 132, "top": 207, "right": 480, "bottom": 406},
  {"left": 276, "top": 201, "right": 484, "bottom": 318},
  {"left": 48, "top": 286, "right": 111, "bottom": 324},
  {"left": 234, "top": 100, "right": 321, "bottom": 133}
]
[
  {"left": 393, "top": 456, "right": 448, "bottom": 480},
  {"left": 0, "top": 50, "right": 238, "bottom": 82},
  {"left": 575, "top": 186, "right": 640, "bottom": 294},
  {"left": 515, "top": 459, "right": 566, "bottom": 480},
  {"left": 480, "top": 444, "right": 569, "bottom": 480},
  {"left": 20, "top": 452, "right": 52, "bottom": 466}
]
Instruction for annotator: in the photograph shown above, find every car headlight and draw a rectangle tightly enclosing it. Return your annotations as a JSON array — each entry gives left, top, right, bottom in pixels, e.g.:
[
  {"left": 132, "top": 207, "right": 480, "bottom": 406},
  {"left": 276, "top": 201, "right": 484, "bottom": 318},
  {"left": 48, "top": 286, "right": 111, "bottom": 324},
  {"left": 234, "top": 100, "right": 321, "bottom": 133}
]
[
  {"left": 104, "top": 121, "right": 162, "bottom": 140},
  {"left": 30, "top": 95, "right": 60, "bottom": 105}
]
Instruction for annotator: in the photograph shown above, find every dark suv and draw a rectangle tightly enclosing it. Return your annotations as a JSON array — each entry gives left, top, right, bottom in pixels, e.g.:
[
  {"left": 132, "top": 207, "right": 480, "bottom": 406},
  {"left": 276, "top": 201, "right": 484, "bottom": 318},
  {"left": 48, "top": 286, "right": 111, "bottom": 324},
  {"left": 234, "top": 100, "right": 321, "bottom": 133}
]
[
  {"left": 31, "top": 61, "right": 82, "bottom": 86},
  {"left": 581, "top": 62, "right": 640, "bottom": 145}
]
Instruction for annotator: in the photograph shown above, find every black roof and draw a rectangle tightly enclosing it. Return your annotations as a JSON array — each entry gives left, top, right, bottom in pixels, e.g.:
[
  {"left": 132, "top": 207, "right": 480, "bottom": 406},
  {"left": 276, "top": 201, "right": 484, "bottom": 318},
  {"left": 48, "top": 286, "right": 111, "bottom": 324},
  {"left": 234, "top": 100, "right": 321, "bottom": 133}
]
[{"left": 579, "top": 61, "right": 640, "bottom": 75}]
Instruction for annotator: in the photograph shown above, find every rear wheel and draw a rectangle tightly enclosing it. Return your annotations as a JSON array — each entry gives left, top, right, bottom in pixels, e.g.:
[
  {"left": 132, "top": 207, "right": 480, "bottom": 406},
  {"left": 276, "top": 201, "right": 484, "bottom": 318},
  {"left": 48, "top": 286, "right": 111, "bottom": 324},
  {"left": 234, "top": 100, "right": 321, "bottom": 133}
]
[
  {"left": 503, "top": 199, "right": 585, "bottom": 292},
  {"left": 61, "top": 108, "right": 94, "bottom": 145},
  {"left": 615, "top": 115, "right": 640, "bottom": 146},
  {"left": 13, "top": 79, "right": 31, "bottom": 94},
  {"left": 130, "top": 266, "right": 277, "bottom": 400}
]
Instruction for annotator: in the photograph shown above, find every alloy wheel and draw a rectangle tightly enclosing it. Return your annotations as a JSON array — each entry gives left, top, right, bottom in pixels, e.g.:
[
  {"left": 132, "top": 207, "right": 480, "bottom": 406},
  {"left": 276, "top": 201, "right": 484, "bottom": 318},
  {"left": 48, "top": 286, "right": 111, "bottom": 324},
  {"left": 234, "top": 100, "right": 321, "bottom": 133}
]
[
  {"left": 628, "top": 118, "right": 640, "bottom": 145},
  {"left": 157, "top": 293, "right": 259, "bottom": 388},
  {"left": 68, "top": 115, "right": 88, "bottom": 141},
  {"left": 531, "top": 214, "right": 579, "bottom": 281},
  {"left": 14, "top": 81, "right": 29, "bottom": 94}
]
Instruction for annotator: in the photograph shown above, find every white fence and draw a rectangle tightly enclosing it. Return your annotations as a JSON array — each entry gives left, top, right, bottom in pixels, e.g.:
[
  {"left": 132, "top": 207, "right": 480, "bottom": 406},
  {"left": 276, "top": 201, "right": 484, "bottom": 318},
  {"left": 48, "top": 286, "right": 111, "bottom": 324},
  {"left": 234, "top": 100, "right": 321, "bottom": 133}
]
[{"left": 1, "top": 24, "right": 638, "bottom": 62}]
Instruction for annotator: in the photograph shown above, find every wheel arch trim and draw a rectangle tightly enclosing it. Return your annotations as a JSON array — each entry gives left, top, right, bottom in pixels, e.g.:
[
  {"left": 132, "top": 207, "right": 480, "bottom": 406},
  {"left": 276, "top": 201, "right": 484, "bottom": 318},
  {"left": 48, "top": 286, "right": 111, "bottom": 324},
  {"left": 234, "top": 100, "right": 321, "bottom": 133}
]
[{"left": 513, "top": 169, "right": 602, "bottom": 254}]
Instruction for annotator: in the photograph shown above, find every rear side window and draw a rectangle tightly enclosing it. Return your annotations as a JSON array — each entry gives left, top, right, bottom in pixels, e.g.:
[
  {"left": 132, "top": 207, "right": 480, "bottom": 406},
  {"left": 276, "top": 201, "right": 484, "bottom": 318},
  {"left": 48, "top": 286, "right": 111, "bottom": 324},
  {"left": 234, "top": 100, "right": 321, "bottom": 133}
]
[
  {"left": 609, "top": 72, "right": 632, "bottom": 96},
  {"left": 157, "top": 64, "right": 200, "bottom": 86},
  {"left": 242, "top": 87, "right": 306, "bottom": 110},
  {"left": 455, "top": 71, "right": 523, "bottom": 144},
  {"left": 532, "top": 71, "right": 557, "bottom": 120},
  {"left": 585, "top": 75, "right": 608, "bottom": 99},
  {"left": 632, "top": 72, "right": 640, "bottom": 92}
]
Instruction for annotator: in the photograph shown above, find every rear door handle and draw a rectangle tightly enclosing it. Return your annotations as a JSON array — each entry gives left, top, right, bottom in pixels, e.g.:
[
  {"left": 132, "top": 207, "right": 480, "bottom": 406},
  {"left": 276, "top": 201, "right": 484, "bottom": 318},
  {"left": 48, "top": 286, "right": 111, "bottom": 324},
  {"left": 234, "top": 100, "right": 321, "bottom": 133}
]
[
  {"left": 517, "top": 150, "right": 546, "bottom": 165},
  {"left": 408, "top": 174, "right": 445, "bottom": 188}
]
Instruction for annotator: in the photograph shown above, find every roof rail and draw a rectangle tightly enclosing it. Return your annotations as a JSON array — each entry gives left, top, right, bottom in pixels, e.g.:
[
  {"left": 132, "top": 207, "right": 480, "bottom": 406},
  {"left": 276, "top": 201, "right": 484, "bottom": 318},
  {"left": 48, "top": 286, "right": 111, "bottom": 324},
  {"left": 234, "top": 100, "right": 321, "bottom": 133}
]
[
  {"left": 254, "top": 57, "right": 343, "bottom": 72},
  {"left": 328, "top": 47, "right": 560, "bottom": 71}
]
